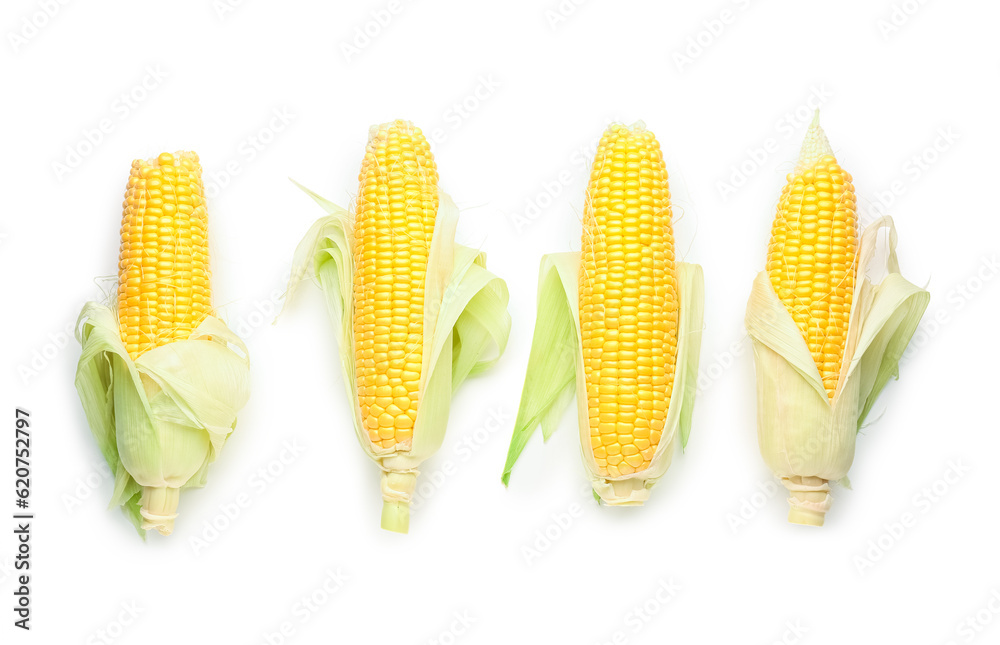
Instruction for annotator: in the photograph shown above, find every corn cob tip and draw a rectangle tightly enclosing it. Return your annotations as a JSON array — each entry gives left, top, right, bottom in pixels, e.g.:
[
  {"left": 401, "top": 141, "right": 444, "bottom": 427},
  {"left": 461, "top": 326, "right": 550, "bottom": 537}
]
[
  {"left": 796, "top": 110, "right": 833, "bottom": 172},
  {"left": 605, "top": 120, "right": 648, "bottom": 136},
  {"left": 137, "top": 150, "right": 200, "bottom": 168},
  {"left": 368, "top": 119, "right": 420, "bottom": 143}
]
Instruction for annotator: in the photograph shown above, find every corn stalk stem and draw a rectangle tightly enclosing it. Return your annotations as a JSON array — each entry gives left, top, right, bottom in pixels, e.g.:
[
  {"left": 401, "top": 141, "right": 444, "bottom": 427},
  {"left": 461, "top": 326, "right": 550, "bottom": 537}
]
[
  {"left": 380, "top": 470, "right": 417, "bottom": 534},
  {"left": 139, "top": 486, "right": 180, "bottom": 536},
  {"left": 782, "top": 475, "right": 832, "bottom": 527}
]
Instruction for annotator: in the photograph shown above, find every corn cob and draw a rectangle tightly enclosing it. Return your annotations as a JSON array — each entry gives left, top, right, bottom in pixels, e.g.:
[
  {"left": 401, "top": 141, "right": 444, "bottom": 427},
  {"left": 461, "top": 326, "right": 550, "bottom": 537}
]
[
  {"left": 286, "top": 120, "right": 511, "bottom": 532},
  {"left": 502, "top": 122, "right": 704, "bottom": 506},
  {"left": 353, "top": 121, "right": 438, "bottom": 452},
  {"left": 580, "top": 123, "right": 678, "bottom": 478},
  {"left": 745, "top": 112, "right": 929, "bottom": 526},
  {"left": 765, "top": 124, "right": 858, "bottom": 398},
  {"left": 118, "top": 151, "right": 212, "bottom": 358},
  {"left": 75, "top": 151, "right": 250, "bottom": 537}
]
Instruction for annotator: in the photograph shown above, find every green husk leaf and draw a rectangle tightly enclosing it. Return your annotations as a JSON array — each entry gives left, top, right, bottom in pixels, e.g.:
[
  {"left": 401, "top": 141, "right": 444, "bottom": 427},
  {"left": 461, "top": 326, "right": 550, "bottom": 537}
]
[
  {"left": 284, "top": 185, "right": 363, "bottom": 446},
  {"left": 75, "top": 303, "right": 251, "bottom": 536},
  {"left": 75, "top": 304, "right": 143, "bottom": 517},
  {"left": 676, "top": 263, "right": 705, "bottom": 450},
  {"left": 450, "top": 246, "right": 511, "bottom": 388},
  {"left": 853, "top": 274, "right": 928, "bottom": 427},
  {"left": 501, "top": 252, "right": 580, "bottom": 486},
  {"left": 121, "top": 492, "right": 146, "bottom": 540}
]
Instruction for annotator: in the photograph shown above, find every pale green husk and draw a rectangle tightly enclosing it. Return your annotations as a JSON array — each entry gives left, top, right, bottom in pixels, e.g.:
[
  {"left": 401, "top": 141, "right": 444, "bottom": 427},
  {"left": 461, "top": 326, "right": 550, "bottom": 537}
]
[
  {"left": 285, "top": 182, "right": 511, "bottom": 533},
  {"left": 745, "top": 216, "right": 929, "bottom": 526},
  {"left": 75, "top": 304, "right": 251, "bottom": 537},
  {"left": 502, "top": 253, "right": 705, "bottom": 505}
]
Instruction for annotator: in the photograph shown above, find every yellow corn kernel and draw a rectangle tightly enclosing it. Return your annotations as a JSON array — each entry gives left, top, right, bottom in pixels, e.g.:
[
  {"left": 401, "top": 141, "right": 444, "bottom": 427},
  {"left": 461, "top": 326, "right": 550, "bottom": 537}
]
[
  {"left": 579, "top": 123, "right": 678, "bottom": 478},
  {"left": 767, "top": 154, "right": 857, "bottom": 399},
  {"left": 117, "top": 151, "right": 211, "bottom": 359},
  {"left": 353, "top": 121, "right": 438, "bottom": 451}
]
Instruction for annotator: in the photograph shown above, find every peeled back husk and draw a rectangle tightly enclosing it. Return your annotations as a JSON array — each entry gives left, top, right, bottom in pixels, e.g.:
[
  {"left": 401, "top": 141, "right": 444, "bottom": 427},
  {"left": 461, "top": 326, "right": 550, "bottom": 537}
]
[
  {"left": 502, "top": 252, "right": 704, "bottom": 505},
  {"left": 745, "top": 216, "right": 929, "bottom": 525},
  {"left": 75, "top": 303, "right": 251, "bottom": 537},
  {"left": 285, "top": 182, "right": 511, "bottom": 533}
]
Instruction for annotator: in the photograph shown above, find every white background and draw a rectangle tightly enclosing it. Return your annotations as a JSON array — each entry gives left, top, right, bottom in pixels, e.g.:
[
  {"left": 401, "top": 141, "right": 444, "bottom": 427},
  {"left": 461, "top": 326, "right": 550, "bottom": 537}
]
[{"left": 2, "top": 0, "right": 998, "bottom": 643}]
